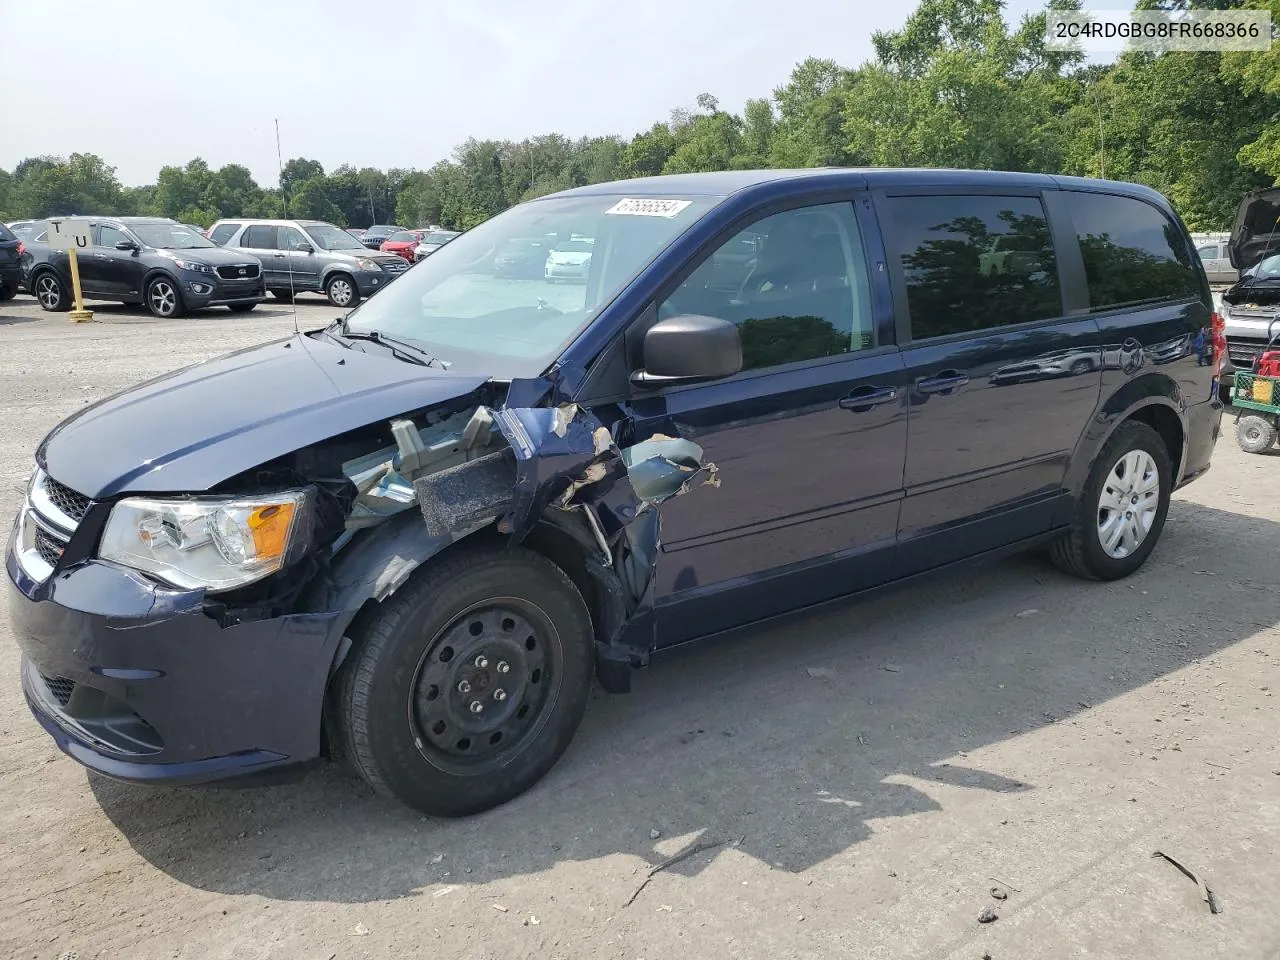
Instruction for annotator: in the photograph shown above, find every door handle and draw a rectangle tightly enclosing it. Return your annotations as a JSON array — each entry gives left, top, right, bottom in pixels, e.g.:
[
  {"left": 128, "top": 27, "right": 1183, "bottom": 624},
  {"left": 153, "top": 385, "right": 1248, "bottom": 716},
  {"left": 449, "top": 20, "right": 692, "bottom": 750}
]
[
  {"left": 92, "top": 253, "right": 109, "bottom": 260},
  {"left": 272, "top": 252, "right": 287, "bottom": 258},
  {"left": 839, "top": 385, "right": 898, "bottom": 411},
  {"left": 916, "top": 370, "right": 969, "bottom": 395}
]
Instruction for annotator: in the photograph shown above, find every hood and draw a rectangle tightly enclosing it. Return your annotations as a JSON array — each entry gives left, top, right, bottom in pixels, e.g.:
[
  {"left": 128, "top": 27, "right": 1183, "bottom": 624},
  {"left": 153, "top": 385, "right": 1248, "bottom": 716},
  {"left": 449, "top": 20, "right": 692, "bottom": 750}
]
[
  {"left": 39, "top": 334, "right": 489, "bottom": 499},
  {"left": 154, "top": 245, "right": 263, "bottom": 268},
  {"left": 1229, "top": 187, "right": 1280, "bottom": 270}
]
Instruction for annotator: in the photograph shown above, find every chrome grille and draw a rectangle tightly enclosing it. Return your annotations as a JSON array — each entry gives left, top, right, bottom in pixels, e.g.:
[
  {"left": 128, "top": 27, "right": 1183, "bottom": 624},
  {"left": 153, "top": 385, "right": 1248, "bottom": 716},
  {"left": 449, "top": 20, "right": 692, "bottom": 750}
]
[
  {"left": 17, "top": 469, "right": 87, "bottom": 582},
  {"left": 33, "top": 526, "right": 64, "bottom": 566},
  {"left": 380, "top": 258, "right": 408, "bottom": 274},
  {"left": 42, "top": 475, "right": 90, "bottom": 523}
]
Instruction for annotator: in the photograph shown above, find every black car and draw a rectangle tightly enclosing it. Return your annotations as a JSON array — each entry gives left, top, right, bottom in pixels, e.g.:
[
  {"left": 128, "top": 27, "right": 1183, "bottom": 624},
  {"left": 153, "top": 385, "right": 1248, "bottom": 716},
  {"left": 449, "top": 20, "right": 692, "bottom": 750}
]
[
  {"left": 360, "top": 224, "right": 405, "bottom": 250},
  {"left": 21, "top": 218, "right": 265, "bottom": 318},
  {"left": 0, "top": 222, "right": 21, "bottom": 299},
  {"left": 8, "top": 169, "right": 1221, "bottom": 819}
]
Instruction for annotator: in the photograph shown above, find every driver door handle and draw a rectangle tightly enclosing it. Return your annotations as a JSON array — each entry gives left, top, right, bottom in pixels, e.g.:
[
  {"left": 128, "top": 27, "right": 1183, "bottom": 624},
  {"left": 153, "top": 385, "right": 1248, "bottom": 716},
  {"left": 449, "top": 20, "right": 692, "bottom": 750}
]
[{"left": 839, "top": 385, "right": 898, "bottom": 411}]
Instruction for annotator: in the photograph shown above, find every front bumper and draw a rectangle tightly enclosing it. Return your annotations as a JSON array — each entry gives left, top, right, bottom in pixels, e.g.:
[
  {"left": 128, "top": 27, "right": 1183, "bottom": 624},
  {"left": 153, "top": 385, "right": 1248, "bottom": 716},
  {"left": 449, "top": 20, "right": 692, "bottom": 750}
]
[
  {"left": 179, "top": 271, "right": 266, "bottom": 308},
  {"left": 353, "top": 265, "right": 407, "bottom": 296},
  {"left": 7, "top": 533, "right": 345, "bottom": 786}
]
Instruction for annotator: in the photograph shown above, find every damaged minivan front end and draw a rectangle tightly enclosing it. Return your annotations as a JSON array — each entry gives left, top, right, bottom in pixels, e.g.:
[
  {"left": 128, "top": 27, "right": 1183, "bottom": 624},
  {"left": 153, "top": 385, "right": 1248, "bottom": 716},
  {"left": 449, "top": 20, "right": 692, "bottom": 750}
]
[{"left": 8, "top": 184, "right": 739, "bottom": 813}]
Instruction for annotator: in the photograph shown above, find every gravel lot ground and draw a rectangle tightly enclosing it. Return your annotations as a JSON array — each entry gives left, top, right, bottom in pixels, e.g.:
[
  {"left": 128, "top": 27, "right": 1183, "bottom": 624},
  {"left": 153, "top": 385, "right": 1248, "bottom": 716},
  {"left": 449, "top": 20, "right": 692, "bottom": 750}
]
[{"left": 0, "top": 293, "right": 1277, "bottom": 960}]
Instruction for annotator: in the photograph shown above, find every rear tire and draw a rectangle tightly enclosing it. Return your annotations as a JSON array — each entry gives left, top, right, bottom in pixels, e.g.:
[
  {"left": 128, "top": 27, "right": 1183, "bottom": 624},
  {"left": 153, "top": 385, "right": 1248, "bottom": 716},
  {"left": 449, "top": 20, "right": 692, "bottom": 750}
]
[
  {"left": 1236, "top": 414, "right": 1276, "bottom": 454},
  {"left": 325, "top": 273, "right": 359, "bottom": 308},
  {"left": 333, "top": 543, "right": 594, "bottom": 817},
  {"left": 1049, "top": 420, "right": 1172, "bottom": 581},
  {"left": 0, "top": 281, "right": 15, "bottom": 301},
  {"left": 33, "top": 271, "right": 70, "bottom": 312}
]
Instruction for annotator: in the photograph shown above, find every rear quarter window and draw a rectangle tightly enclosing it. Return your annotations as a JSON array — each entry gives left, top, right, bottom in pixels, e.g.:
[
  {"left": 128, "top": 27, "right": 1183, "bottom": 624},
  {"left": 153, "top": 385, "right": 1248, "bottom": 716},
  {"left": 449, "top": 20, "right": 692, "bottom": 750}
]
[
  {"left": 1067, "top": 192, "right": 1199, "bottom": 310},
  {"left": 0, "top": 224, "right": 15, "bottom": 242}
]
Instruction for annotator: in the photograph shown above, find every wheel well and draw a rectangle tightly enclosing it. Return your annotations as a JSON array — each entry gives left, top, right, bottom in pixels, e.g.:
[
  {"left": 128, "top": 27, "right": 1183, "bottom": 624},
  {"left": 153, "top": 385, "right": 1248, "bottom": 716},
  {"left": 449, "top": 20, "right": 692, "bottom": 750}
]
[
  {"left": 1125, "top": 404, "right": 1184, "bottom": 472},
  {"left": 521, "top": 521, "right": 607, "bottom": 639}
]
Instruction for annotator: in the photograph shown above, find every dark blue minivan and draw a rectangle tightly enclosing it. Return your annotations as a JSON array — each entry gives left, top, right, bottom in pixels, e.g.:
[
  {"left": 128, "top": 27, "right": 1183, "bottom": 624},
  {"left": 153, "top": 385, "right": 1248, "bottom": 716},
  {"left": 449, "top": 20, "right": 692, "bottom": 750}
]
[{"left": 8, "top": 169, "right": 1223, "bottom": 816}]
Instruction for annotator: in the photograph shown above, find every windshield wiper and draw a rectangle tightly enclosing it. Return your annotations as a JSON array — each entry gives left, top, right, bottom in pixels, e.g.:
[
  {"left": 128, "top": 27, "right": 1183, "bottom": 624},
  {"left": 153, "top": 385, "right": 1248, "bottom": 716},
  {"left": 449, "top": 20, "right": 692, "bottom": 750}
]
[{"left": 331, "top": 317, "right": 445, "bottom": 369}]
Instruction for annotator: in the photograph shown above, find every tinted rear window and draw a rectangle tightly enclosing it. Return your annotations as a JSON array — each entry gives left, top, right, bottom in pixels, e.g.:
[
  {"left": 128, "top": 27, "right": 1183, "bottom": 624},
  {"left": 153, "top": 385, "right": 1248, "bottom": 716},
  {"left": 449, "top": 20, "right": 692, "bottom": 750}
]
[
  {"left": 886, "top": 194, "right": 1062, "bottom": 340},
  {"left": 241, "top": 225, "right": 277, "bottom": 249},
  {"left": 1067, "top": 192, "right": 1199, "bottom": 310}
]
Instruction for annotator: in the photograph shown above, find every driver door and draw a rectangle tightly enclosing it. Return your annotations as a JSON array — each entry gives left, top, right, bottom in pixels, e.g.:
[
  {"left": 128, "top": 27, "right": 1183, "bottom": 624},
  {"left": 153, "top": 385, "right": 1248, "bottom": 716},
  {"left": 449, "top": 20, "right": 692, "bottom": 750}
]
[
  {"left": 83, "top": 223, "right": 142, "bottom": 297},
  {"left": 628, "top": 200, "right": 910, "bottom": 645},
  {"left": 278, "top": 225, "right": 322, "bottom": 291}
]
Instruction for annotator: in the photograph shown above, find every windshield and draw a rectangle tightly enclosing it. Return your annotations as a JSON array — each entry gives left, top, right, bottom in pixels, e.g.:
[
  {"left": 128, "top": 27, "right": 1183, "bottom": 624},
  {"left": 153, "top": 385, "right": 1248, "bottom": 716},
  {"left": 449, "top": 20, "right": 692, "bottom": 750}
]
[
  {"left": 132, "top": 223, "right": 215, "bottom": 249},
  {"left": 1249, "top": 254, "right": 1280, "bottom": 280},
  {"left": 424, "top": 232, "right": 458, "bottom": 245},
  {"left": 306, "top": 224, "right": 367, "bottom": 251},
  {"left": 341, "top": 193, "right": 717, "bottom": 377},
  {"left": 388, "top": 231, "right": 419, "bottom": 243}
]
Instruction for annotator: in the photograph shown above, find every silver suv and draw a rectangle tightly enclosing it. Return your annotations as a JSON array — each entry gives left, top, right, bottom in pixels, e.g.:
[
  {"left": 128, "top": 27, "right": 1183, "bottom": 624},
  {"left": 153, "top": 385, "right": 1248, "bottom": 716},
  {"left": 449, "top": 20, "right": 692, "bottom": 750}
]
[{"left": 207, "top": 219, "right": 410, "bottom": 307}]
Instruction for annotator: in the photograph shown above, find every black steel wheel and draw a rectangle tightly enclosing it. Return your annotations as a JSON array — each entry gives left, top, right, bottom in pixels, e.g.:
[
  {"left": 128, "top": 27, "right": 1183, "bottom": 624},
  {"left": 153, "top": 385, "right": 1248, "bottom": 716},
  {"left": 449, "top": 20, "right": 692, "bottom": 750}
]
[
  {"left": 408, "top": 600, "right": 561, "bottom": 776},
  {"left": 331, "top": 541, "right": 593, "bottom": 817}
]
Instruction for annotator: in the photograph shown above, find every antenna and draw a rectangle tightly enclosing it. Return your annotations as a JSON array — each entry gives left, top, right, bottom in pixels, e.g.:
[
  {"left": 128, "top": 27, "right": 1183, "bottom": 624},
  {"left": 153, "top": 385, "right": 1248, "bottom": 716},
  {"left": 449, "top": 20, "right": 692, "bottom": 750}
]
[{"left": 274, "top": 118, "right": 300, "bottom": 336}]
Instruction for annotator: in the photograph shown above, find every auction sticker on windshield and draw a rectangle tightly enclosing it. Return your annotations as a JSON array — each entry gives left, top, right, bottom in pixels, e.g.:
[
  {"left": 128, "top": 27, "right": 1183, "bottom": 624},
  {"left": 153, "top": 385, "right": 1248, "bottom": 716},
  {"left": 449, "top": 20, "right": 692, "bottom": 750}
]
[{"left": 605, "top": 198, "right": 693, "bottom": 218}]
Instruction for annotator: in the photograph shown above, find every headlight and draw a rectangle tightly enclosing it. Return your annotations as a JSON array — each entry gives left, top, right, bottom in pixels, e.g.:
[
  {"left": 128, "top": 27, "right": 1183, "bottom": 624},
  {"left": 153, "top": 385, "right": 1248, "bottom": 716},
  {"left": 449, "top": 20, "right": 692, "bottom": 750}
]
[
  {"left": 170, "top": 258, "right": 213, "bottom": 274},
  {"left": 356, "top": 258, "right": 382, "bottom": 272},
  {"left": 100, "top": 490, "right": 310, "bottom": 592}
]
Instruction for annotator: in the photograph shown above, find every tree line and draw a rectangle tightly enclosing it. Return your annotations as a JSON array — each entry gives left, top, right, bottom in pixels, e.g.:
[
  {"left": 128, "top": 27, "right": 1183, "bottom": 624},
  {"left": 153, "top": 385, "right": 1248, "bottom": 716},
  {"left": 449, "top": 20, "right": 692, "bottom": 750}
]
[{"left": 2, "top": 0, "right": 1278, "bottom": 233}]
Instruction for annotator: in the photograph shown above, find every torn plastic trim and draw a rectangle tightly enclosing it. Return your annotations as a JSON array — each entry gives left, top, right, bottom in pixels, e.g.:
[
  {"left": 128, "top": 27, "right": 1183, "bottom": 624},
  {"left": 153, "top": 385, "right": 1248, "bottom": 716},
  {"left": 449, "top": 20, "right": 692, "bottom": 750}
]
[{"left": 325, "top": 389, "right": 721, "bottom": 693}]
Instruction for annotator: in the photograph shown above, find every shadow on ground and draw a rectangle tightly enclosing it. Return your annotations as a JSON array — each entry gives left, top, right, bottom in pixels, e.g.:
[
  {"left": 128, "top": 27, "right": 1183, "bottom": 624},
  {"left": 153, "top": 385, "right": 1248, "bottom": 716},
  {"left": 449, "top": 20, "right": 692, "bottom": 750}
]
[{"left": 89, "top": 501, "right": 1279, "bottom": 904}]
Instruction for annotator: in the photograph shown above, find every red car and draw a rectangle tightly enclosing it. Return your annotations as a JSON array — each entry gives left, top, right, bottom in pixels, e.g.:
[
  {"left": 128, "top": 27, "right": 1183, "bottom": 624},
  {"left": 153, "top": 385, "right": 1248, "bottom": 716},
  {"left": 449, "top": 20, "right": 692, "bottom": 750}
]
[{"left": 380, "top": 229, "right": 426, "bottom": 262}]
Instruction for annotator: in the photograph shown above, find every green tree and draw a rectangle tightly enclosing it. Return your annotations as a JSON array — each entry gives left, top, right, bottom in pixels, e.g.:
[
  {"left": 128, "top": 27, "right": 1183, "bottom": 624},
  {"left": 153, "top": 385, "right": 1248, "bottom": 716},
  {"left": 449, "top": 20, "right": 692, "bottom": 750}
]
[
  {"left": 289, "top": 176, "right": 346, "bottom": 224},
  {"left": 279, "top": 157, "right": 325, "bottom": 198}
]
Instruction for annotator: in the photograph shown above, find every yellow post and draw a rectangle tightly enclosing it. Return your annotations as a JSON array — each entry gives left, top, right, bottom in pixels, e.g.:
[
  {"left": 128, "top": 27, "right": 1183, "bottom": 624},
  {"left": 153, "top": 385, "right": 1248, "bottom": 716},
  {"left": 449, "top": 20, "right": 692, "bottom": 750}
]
[{"left": 66, "top": 246, "right": 93, "bottom": 323}]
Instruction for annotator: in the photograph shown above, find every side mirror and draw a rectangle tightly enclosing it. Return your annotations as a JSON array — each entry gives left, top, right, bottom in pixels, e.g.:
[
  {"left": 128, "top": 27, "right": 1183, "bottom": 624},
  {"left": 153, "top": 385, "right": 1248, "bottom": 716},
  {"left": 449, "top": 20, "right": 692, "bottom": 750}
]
[
  {"left": 631, "top": 314, "right": 742, "bottom": 387},
  {"left": 114, "top": 239, "right": 137, "bottom": 252},
  {"left": 298, "top": 243, "right": 314, "bottom": 254}
]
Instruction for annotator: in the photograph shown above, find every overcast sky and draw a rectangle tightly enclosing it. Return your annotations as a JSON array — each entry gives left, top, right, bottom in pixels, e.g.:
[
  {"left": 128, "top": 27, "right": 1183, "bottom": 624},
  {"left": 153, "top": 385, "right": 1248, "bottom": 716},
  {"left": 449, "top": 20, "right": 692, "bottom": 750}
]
[{"left": 0, "top": 0, "right": 1042, "bottom": 187}]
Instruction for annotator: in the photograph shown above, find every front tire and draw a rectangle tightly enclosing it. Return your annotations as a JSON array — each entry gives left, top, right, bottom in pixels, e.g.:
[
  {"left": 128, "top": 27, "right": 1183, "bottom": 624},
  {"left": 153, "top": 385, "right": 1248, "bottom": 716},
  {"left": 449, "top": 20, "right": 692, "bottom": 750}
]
[
  {"left": 333, "top": 542, "right": 594, "bottom": 817},
  {"left": 227, "top": 303, "right": 257, "bottom": 314},
  {"left": 145, "top": 276, "right": 185, "bottom": 318},
  {"left": 1049, "top": 420, "right": 1172, "bottom": 581},
  {"left": 1236, "top": 414, "right": 1276, "bottom": 454},
  {"left": 271, "top": 290, "right": 296, "bottom": 303},
  {"left": 325, "top": 273, "right": 359, "bottom": 308},
  {"left": 33, "top": 271, "right": 70, "bottom": 312}
]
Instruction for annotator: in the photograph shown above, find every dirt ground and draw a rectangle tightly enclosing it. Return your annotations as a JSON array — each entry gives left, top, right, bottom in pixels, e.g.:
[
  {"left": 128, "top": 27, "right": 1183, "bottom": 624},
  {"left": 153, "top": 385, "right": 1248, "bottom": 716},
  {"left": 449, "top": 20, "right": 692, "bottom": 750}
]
[{"left": 0, "top": 294, "right": 1277, "bottom": 960}]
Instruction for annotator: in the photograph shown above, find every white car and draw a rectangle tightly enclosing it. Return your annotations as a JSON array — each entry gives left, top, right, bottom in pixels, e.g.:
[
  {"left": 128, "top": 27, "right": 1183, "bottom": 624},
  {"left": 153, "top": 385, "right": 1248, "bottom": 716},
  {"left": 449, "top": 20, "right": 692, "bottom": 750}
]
[
  {"left": 412, "top": 230, "right": 461, "bottom": 261},
  {"left": 544, "top": 239, "right": 594, "bottom": 283}
]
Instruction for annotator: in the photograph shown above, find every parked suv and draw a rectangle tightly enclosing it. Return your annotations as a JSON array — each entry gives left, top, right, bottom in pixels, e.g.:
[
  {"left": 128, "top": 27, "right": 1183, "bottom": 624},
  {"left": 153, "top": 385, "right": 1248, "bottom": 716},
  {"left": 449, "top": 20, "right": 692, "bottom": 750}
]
[
  {"left": 208, "top": 218, "right": 410, "bottom": 306},
  {"left": 21, "top": 218, "right": 265, "bottom": 317},
  {"left": 8, "top": 170, "right": 1221, "bottom": 818}
]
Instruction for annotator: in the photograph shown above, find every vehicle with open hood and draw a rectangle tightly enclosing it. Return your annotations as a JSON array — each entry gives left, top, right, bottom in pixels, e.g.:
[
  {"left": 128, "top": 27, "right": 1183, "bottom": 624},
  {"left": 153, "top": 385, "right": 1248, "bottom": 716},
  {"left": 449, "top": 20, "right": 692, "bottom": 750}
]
[
  {"left": 8, "top": 169, "right": 1221, "bottom": 817},
  {"left": 1221, "top": 188, "right": 1280, "bottom": 390}
]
